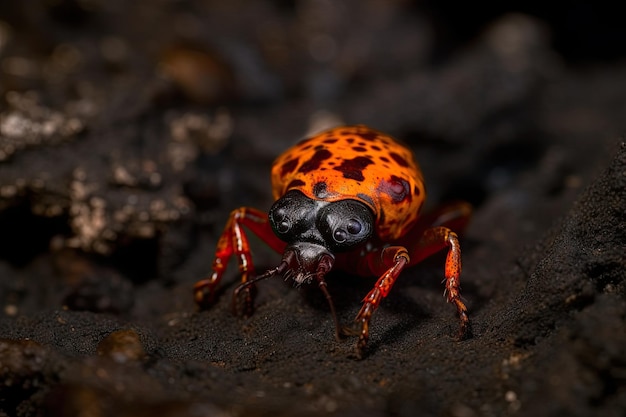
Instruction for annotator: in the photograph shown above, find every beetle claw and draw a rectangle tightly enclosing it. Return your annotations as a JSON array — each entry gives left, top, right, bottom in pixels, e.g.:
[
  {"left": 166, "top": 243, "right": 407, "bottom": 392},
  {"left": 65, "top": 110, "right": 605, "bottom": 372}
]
[
  {"left": 338, "top": 323, "right": 368, "bottom": 359},
  {"left": 193, "top": 279, "right": 217, "bottom": 310},
  {"left": 339, "top": 323, "right": 360, "bottom": 337},
  {"left": 232, "top": 284, "right": 257, "bottom": 317},
  {"left": 354, "top": 342, "right": 367, "bottom": 360},
  {"left": 458, "top": 314, "right": 473, "bottom": 341}
]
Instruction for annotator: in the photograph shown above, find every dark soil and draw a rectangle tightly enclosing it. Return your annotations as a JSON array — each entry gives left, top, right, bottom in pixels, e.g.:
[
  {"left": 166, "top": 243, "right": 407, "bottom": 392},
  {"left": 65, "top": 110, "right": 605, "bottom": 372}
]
[{"left": 1, "top": 2, "right": 625, "bottom": 416}]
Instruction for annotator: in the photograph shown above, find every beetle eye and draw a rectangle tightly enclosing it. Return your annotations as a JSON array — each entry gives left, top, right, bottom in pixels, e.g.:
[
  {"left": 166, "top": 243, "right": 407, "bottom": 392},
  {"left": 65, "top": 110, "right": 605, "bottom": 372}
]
[
  {"left": 273, "top": 207, "right": 291, "bottom": 233},
  {"left": 333, "top": 229, "right": 347, "bottom": 243},
  {"left": 317, "top": 200, "right": 373, "bottom": 251},
  {"left": 346, "top": 219, "right": 362, "bottom": 234},
  {"left": 269, "top": 190, "right": 319, "bottom": 241}
]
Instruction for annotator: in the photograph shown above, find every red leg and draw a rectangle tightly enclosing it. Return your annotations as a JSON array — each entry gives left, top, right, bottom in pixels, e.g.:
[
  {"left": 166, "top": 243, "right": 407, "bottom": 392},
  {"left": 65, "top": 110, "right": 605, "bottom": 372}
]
[
  {"left": 402, "top": 226, "right": 471, "bottom": 340},
  {"left": 342, "top": 222, "right": 470, "bottom": 357},
  {"left": 342, "top": 246, "right": 410, "bottom": 358},
  {"left": 193, "top": 207, "right": 287, "bottom": 312},
  {"left": 401, "top": 202, "right": 472, "bottom": 339}
]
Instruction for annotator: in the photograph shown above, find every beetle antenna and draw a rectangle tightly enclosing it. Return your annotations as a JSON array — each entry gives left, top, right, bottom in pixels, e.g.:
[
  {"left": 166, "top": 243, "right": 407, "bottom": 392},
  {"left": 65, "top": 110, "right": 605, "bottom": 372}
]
[
  {"left": 232, "top": 261, "right": 288, "bottom": 315},
  {"left": 314, "top": 254, "right": 342, "bottom": 341},
  {"left": 316, "top": 277, "right": 341, "bottom": 342}
]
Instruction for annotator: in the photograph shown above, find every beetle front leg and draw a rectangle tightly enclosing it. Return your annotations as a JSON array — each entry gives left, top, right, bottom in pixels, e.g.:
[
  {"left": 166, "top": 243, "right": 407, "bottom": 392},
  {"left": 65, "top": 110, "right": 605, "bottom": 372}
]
[
  {"left": 343, "top": 246, "right": 410, "bottom": 358},
  {"left": 193, "top": 207, "right": 287, "bottom": 314}
]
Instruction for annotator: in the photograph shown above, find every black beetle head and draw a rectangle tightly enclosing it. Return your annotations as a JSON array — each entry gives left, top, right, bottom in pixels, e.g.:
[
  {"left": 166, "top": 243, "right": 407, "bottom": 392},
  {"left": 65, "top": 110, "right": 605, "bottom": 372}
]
[
  {"left": 269, "top": 190, "right": 373, "bottom": 251},
  {"left": 267, "top": 190, "right": 374, "bottom": 284}
]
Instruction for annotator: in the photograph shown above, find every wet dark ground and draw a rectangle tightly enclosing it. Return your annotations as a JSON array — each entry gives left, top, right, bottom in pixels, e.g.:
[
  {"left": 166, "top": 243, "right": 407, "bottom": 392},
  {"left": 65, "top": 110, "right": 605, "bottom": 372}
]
[{"left": 1, "top": 1, "right": 625, "bottom": 416}]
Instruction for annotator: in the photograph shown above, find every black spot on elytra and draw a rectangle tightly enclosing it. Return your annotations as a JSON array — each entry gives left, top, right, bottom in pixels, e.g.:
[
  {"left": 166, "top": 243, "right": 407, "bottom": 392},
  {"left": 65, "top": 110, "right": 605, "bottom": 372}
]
[
  {"left": 346, "top": 138, "right": 355, "bottom": 144},
  {"left": 340, "top": 130, "right": 352, "bottom": 136},
  {"left": 313, "top": 182, "right": 328, "bottom": 198},
  {"left": 359, "top": 131, "right": 378, "bottom": 141},
  {"left": 299, "top": 149, "right": 332, "bottom": 174},
  {"left": 389, "top": 152, "right": 409, "bottom": 167},
  {"left": 372, "top": 145, "right": 382, "bottom": 151},
  {"left": 280, "top": 158, "right": 299, "bottom": 176},
  {"left": 323, "top": 138, "right": 338, "bottom": 144},
  {"left": 413, "top": 185, "right": 421, "bottom": 196},
  {"left": 352, "top": 146, "right": 367, "bottom": 152},
  {"left": 379, "top": 156, "right": 390, "bottom": 163},
  {"left": 333, "top": 156, "right": 373, "bottom": 181},
  {"left": 314, "top": 145, "right": 325, "bottom": 150},
  {"left": 378, "top": 175, "right": 411, "bottom": 203},
  {"left": 286, "top": 179, "right": 305, "bottom": 189}
]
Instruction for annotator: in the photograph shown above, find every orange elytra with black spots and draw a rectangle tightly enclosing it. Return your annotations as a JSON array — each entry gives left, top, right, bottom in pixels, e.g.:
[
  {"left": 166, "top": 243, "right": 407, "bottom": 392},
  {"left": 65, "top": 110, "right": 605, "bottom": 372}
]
[
  {"left": 193, "top": 124, "right": 472, "bottom": 358},
  {"left": 271, "top": 125, "right": 425, "bottom": 241}
]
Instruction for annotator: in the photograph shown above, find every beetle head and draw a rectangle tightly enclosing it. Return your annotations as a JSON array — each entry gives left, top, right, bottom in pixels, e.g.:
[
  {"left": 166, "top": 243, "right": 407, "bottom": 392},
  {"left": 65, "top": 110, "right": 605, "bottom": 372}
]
[
  {"left": 268, "top": 190, "right": 374, "bottom": 284},
  {"left": 279, "top": 242, "right": 334, "bottom": 285}
]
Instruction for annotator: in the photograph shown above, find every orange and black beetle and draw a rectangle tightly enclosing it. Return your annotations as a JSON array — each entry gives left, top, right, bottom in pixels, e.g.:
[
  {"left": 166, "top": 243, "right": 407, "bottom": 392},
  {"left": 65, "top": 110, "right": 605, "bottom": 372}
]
[{"left": 194, "top": 125, "right": 472, "bottom": 357}]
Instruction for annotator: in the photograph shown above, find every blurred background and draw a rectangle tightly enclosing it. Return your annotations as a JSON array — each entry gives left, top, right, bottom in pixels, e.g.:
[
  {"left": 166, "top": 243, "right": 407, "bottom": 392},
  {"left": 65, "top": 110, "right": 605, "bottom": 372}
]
[{"left": 1, "top": 0, "right": 624, "bottom": 278}]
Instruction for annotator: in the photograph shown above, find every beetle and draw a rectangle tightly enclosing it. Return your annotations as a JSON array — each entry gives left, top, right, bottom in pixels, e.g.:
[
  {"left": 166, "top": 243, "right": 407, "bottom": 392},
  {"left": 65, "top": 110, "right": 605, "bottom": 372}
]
[{"left": 193, "top": 125, "right": 472, "bottom": 357}]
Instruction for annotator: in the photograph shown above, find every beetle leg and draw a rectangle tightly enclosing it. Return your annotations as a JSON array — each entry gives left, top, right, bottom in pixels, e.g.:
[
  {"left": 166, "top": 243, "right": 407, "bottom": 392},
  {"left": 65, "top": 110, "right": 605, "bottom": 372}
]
[
  {"left": 405, "top": 226, "right": 472, "bottom": 340},
  {"left": 343, "top": 225, "right": 470, "bottom": 357},
  {"left": 343, "top": 246, "right": 410, "bottom": 358},
  {"left": 193, "top": 207, "right": 287, "bottom": 313}
]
